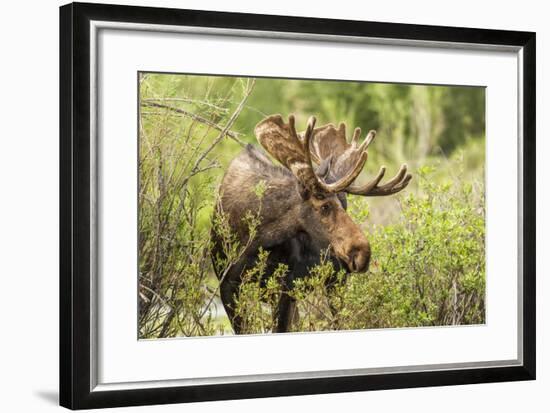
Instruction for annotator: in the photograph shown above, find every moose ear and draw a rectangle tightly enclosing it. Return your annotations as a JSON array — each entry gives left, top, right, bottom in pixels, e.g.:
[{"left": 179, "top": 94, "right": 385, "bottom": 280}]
[{"left": 315, "top": 155, "right": 334, "bottom": 180}]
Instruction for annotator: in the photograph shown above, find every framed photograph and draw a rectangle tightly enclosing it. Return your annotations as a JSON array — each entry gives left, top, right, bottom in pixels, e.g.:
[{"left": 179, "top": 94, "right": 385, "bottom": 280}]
[{"left": 60, "top": 2, "right": 536, "bottom": 409}]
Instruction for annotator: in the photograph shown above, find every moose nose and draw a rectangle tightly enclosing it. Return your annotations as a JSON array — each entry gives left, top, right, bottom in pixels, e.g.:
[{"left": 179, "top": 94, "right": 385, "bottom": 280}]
[{"left": 347, "top": 244, "right": 371, "bottom": 273}]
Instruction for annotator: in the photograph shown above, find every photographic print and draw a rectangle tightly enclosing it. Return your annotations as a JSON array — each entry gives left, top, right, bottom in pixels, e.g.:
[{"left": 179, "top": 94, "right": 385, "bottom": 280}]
[
  {"left": 60, "top": 5, "right": 535, "bottom": 408},
  {"left": 138, "top": 73, "right": 486, "bottom": 338}
]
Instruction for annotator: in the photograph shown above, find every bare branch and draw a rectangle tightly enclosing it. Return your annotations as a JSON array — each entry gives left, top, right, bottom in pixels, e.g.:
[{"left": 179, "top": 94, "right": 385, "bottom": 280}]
[
  {"left": 189, "top": 79, "right": 256, "bottom": 174},
  {"left": 143, "top": 97, "right": 229, "bottom": 113},
  {"left": 141, "top": 101, "right": 247, "bottom": 146}
]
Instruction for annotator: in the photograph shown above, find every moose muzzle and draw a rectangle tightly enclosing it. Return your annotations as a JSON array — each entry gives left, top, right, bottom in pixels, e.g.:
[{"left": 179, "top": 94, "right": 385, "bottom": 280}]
[
  {"left": 345, "top": 242, "right": 371, "bottom": 273},
  {"left": 330, "top": 218, "right": 371, "bottom": 273}
]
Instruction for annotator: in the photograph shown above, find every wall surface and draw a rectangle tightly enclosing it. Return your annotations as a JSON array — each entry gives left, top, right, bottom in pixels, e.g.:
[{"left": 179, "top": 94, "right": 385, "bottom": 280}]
[{"left": 0, "top": 0, "right": 546, "bottom": 411}]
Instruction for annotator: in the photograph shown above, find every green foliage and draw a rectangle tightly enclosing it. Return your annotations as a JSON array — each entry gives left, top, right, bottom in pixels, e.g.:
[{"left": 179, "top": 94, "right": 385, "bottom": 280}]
[
  {"left": 138, "top": 72, "right": 486, "bottom": 338},
  {"left": 347, "top": 167, "right": 485, "bottom": 328},
  {"left": 236, "top": 79, "right": 485, "bottom": 165},
  {"left": 138, "top": 74, "right": 256, "bottom": 338},
  {"left": 289, "top": 252, "right": 348, "bottom": 332},
  {"left": 233, "top": 249, "right": 288, "bottom": 334}
]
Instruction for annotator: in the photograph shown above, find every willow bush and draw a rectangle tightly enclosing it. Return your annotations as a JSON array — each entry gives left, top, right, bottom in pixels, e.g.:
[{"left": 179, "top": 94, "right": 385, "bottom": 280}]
[{"left": 138, "top": 75, "right": 256, "bottom": 338}]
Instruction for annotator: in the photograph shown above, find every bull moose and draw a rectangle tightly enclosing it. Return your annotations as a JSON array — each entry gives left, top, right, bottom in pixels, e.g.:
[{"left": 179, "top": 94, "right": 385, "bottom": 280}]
[{"left": 211, "top": 114, "right": 412, "bottom": 334}]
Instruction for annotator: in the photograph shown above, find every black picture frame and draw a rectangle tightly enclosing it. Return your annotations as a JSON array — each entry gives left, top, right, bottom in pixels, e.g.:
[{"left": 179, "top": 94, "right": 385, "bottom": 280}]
[{"left": 60, "top": 2, "right": 536, "bottom": 409}]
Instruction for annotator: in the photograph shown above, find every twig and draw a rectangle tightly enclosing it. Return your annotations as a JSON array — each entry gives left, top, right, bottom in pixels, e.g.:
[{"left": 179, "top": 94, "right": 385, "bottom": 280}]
[
  {"left": 143, "top": 97, "right": 229, "bottom": 113},
  {"left": 141, "top": 101, "right": 247, "bottom": 146},
  {"left": 139, "top": 284, "right": 171, "bottom": 309},
  {"left": 191, "top": 79, "right": 256, "bottom": 170}
]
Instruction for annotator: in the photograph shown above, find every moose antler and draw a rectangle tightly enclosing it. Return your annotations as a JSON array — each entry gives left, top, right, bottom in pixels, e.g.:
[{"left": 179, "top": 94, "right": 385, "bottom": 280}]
[
  {"left": 255, "top": 115, "right": 368, "bottom": 194},
  {"left": 307, "top": 122, "right": 412, "bottom": 196}
]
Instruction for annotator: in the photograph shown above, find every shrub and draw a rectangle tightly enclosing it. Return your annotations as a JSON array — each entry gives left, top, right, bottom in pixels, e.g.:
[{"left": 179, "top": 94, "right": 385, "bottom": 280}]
[
  {"left": 340, "top": 166, "right": 485, "bottom": 329},
  {"left": 138, "top": 76, "right": 256, "bottom": 338}
]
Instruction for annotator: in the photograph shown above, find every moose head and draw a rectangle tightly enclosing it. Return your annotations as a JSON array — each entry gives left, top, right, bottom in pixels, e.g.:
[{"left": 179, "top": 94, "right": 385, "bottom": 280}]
[{"left": 255, "top": 114, "right": 412, "bottom": 273}]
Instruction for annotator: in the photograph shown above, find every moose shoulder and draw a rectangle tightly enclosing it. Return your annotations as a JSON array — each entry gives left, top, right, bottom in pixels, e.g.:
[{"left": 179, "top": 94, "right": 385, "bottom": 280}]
[{"left": 211, "top": 114, "right": 412, "bottom": 334}]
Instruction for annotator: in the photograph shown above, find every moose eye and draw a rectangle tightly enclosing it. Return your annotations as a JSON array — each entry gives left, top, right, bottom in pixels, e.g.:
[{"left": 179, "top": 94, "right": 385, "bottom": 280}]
[{"left": 320, "top": 203, "right": 332, "bottom": 216}]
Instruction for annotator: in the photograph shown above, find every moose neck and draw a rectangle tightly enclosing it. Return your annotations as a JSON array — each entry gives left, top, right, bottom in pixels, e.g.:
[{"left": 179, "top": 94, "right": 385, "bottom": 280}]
[
  {"left": 219, "top": 145, "right": 310, "bottom": 250},
  {"left": 253, "top": 178, "right": 305, "bottom": 248}
]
